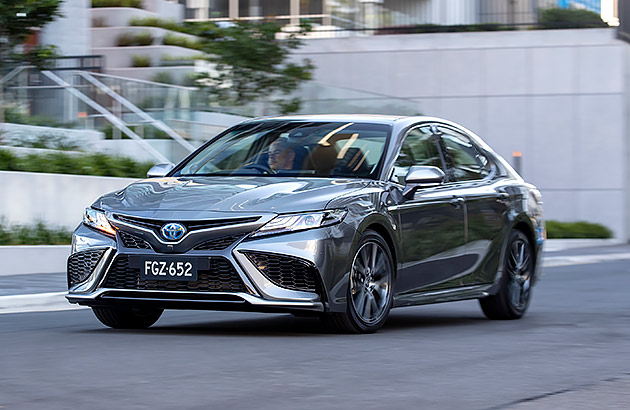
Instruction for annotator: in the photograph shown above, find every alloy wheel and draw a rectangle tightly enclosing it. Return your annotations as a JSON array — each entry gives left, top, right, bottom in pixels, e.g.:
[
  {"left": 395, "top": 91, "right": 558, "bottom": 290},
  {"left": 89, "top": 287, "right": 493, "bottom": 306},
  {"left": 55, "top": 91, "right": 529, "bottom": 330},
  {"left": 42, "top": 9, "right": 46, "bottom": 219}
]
[
  {"left": 350, "top": 241, "right": 392, "bottom": 324},
  {"left": 506, "top": 237, "right": 532, "bottom": 312}
]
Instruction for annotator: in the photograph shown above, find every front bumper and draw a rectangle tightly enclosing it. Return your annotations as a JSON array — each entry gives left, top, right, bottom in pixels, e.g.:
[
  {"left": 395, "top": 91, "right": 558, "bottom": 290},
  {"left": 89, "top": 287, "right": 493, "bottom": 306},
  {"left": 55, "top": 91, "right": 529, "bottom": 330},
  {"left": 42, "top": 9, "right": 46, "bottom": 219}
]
[{"left": 67, "top": 219, "right": 357, "bottom": 313}]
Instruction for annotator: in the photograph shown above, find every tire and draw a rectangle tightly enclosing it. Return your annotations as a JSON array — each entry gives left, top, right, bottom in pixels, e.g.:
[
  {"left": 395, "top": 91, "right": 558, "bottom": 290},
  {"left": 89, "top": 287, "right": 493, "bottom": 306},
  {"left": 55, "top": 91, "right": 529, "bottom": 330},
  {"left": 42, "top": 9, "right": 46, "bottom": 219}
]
[
  {"left": 479, "top": 230, "right": 534, "bottom": 320},
  {"left": 322, "top": 230, "right": 394, "bottom": 333},
  {"left": 92, "top": 306, "right": 163, "bottom": 329}
]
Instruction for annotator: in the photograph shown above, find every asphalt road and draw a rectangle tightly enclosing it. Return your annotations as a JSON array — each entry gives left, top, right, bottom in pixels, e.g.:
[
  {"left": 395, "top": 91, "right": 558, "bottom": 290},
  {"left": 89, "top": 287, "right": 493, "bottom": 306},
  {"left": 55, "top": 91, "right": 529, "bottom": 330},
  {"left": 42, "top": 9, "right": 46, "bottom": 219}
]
[{"left": 1, "top": 258, "right": 630, "bottom": 409}]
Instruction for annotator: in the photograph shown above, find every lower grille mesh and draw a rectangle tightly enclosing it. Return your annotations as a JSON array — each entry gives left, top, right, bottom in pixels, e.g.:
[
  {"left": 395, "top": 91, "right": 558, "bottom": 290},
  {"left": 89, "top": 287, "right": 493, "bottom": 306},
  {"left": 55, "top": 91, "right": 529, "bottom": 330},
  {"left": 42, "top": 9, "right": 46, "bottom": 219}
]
[
  {"left": 68, "top": 250, "right": 106, "bottom": 287},
  {"left": 245, "top": 252, "right": 318, "bottom": 292},
  {"left": 119, "top": 231, "right": 152, "bottom": 250},
  {"left": 103, "top": 255, "right": 247, "bottom": 293},
  {"left": 193, "top": 234, "right": 242, "bottom": 251}
]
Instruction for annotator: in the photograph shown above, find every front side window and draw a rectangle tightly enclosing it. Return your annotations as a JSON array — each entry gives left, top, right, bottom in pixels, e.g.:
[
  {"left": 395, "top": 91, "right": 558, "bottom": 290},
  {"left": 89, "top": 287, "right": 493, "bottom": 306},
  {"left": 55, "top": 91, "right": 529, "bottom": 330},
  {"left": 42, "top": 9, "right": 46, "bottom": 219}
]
[
  {"left": 438, "top": 127, "right": 493, "bottom": 182},
  {"left": 391, "top": 126, "right": 444, "bottom": 184},
  {"left": 173, "top": 121, "right": 390, "bottom": 179}
]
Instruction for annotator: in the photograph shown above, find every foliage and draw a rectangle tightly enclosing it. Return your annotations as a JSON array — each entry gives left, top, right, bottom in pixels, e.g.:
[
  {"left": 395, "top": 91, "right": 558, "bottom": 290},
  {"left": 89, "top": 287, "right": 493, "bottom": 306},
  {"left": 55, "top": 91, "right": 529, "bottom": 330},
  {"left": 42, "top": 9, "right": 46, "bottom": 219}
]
[
  {"left": 150, "top": 71, "right": 176, "bottom": 84},
  {"left": 131, "top": 54, "right": 151, "bottom": 67},
  {"left": 91, "top": 0, "right": 142, "bottom": 8},
  {"left": 129, "top": 17, "right": 189, "bottom": 33},
  {"left": 3, "top": 133, "right": 81, "bottom": 151},
  {"left": 117, "top": 31, "right": 154, "bottom": 46},
  {"left": 0, "top": 149, "right": 154, "bottom": 178},
  {"left": 162, "top": 33, "right": 202, "bottom": 50},
  {"left": 187, "top": 20, "right": 314, "bottom": 111},
  {"left": 4, "top": 107, "right": 63, "bottom": 127},
  {"left": 538, "top": 7, "right": 608, "bottom": 29},
  {"left": 160, "top": 54, "right": 198, "bottom": 66},
  {"left": 376, "top": 24, "right": 517, "bottom": 35},
  {"left": 0, "top": 221, "right": 72, "bottom": 245},
  {"left": 545, "top": 220, "right": 612, "bottom": 239}
]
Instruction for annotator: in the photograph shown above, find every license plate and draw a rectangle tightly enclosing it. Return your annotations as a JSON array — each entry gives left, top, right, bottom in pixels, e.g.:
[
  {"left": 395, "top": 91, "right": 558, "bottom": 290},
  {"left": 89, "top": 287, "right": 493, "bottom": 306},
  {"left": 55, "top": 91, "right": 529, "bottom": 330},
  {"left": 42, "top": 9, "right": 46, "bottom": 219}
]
[{"left": 136, "top": 257, "right": 199, "bottom": 281}]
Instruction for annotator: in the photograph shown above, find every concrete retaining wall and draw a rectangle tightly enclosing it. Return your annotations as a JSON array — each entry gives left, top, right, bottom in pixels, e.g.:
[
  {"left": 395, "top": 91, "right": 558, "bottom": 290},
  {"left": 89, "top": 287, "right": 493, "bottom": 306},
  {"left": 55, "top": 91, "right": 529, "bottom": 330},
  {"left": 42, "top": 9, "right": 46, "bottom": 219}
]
[{"left": 0, "top": 172, "right": 137, "bottom": 229}]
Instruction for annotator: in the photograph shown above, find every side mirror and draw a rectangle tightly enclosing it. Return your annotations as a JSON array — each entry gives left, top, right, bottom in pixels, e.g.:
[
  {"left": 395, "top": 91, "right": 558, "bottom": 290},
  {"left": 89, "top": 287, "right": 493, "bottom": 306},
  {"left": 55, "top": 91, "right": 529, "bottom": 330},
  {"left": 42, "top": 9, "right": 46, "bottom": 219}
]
[
  {"left": 147, "top": 162, "right": 175, "bottom": 178},
  {"left": 402, "top": 165, "right": 445, "bottom": 199}
]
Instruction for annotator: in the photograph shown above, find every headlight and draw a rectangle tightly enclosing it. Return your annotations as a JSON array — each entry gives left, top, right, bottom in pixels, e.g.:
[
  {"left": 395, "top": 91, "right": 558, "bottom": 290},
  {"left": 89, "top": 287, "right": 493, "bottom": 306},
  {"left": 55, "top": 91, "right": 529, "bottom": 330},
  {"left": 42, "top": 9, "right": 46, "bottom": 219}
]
[
  {"left": 250, "top": 209, "right": 347, "bottom": 238},
  {"left": 83, "top": 208, "right": 116, "bottom": 236}
]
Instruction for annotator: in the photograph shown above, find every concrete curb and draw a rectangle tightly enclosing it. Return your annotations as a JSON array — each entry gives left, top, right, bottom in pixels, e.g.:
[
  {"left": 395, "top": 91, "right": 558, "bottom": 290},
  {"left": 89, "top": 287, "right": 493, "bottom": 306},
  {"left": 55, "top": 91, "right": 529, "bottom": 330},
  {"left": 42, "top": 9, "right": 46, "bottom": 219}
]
[{"left": 0, "top": 292, "right": 85, "bottom": 314}]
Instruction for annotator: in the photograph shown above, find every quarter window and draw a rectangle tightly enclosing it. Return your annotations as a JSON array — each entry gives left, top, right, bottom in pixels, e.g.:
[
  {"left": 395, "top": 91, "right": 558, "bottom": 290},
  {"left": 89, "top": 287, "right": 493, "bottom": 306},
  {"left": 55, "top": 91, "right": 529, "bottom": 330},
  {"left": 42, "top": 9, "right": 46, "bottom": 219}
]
[
  {"left": 391, "top": 126, "right": 444, "bottom": 184},
  {"left": 438, "top": 127, "right": 492, "bottom": 182}
]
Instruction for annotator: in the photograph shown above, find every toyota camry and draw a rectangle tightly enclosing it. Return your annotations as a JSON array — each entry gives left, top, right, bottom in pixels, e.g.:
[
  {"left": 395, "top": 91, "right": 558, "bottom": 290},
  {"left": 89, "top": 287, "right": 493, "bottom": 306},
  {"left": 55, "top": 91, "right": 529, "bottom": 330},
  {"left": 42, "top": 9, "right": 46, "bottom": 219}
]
[{"left": 67, "top": 115, "right": 545, "bottom": 333}]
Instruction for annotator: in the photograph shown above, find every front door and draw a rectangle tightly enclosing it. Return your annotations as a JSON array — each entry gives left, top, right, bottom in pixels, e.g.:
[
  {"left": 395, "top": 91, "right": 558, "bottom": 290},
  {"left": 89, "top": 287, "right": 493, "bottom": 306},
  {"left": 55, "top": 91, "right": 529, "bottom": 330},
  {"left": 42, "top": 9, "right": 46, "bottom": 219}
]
[{"left": 389, "top": 125, "right": 468, "bottom": 294}]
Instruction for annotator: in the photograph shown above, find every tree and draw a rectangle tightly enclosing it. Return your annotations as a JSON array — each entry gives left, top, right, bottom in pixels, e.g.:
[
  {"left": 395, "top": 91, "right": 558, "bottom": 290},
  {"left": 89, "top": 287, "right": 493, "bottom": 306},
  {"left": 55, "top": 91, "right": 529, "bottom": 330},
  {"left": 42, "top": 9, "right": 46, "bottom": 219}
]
[
  {"left": 187, "top": 21, "right": 315, "bottom": 114},
  {"left": 0, "top": 0, "right": 63, "bottom": 124}
]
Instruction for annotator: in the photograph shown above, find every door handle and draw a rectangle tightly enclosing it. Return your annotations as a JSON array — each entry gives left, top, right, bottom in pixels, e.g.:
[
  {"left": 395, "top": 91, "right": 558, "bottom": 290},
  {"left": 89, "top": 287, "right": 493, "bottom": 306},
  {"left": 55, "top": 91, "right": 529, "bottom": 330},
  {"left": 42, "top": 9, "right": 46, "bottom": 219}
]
[{"left": 449, "top": 197, "right": 464, "bottom": 207}]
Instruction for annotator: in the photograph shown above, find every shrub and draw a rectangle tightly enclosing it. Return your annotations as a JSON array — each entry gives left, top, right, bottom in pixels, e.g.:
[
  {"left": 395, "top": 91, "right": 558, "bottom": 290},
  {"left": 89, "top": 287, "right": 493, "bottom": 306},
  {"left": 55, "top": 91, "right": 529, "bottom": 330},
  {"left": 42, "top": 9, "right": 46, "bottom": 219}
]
[
  {"left": 150, "top": 71, "right": 176, "bottom": 84},
  {"left": 0, "top": 222, "right": 73, "bottom": 245},
  {"left": 92, "top": 0, "right": 142, "bottom": 8},
  {"left": 129, "top": 17, "right": 188, "bottom": 33},
  {"left": 117, "top": 31, "right": 154, "bottom": 46},
  {"left": 538, "top": 7, "right": 608, "bottom": 29},
  {"left": 0, "top": 149, "right": 154, "bottom": 178},
  {"left": 546, "top": 220, "right": 612, "bottom": 239},
  {"left": 131, "top": 54, "right": 151, "bottom": 67},
  {"left": 160, "top": 54, "right": 198, "bottom": 66},
  {"left": 163, "top": 33, "right": 202, "bottom": 50}
]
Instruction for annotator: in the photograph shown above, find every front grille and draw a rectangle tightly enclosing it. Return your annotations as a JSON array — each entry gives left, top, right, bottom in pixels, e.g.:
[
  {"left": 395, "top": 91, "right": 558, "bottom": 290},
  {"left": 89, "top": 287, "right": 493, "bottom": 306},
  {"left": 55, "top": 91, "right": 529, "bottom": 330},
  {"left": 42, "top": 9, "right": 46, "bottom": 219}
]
[
  {"left": 103, "top": 255, "right": 247, "bottom": 293},
  {"left": 114, "top": 214, "right": 260, "bottom": 234},
  {"left": 68, "top": 249, "right": 106, "bottom": 287},
  {"left": 118, "top": 231, "right": 152, "bottom": 250},
  {"left": 193, "top": 234, "right": 242, "bottom": 251},
  {"left": 245, "top": 252, "right": 318, "bottom": 293}
]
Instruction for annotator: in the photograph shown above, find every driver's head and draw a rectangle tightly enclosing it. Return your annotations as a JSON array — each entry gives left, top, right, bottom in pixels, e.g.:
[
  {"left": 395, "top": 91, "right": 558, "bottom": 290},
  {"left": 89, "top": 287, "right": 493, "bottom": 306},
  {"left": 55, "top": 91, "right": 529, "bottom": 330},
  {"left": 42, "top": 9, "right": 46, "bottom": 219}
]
[{"left": 268, "top": 137, "right": 295, "bottom": 171}]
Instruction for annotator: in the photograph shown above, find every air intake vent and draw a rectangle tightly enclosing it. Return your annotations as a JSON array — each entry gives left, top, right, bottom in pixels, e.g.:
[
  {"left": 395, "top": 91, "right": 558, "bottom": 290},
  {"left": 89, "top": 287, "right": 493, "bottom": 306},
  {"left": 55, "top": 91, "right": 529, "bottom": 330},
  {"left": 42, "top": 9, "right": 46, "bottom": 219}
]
[
  {"left": 245, "top": 252, "right": 318, "bottom": 293},
  {"left": 103, "top": 255, "right": 247, "bottom": 293},
  {"left": 193, "top": 234, "right": 242, "bottom": 251},
  {"left": 119, "top": 231, "right": 152, "bottom": 250},
  {"left": 68, "top": 249, "right": 106, "bottom": 287}
]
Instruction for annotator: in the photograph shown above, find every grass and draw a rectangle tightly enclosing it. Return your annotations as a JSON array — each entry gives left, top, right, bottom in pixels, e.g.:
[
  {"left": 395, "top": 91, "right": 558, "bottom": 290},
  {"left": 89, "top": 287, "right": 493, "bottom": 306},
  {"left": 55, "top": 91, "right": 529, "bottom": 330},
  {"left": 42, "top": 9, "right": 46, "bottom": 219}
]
[
  {"left": 546, "top": 220, "right": 612, "bottom": 239},
  {"left": 0, "top": 222, "right": 72, "bottom": 245}
]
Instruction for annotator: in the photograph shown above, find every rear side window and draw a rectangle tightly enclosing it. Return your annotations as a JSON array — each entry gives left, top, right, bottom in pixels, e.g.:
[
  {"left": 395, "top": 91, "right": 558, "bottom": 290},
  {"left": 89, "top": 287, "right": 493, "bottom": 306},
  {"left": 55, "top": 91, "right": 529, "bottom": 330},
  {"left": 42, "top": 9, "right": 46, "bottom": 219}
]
[{"left": 438, "top": 127, "right": 492, "bottom": 182}]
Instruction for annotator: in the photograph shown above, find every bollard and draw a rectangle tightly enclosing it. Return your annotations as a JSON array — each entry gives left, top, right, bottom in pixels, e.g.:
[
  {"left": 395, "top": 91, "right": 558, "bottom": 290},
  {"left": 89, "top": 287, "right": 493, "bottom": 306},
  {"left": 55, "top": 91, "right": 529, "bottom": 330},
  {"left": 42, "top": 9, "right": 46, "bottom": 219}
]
[{"left": 512, "top": 151, "right": 522, "bottom": 176}]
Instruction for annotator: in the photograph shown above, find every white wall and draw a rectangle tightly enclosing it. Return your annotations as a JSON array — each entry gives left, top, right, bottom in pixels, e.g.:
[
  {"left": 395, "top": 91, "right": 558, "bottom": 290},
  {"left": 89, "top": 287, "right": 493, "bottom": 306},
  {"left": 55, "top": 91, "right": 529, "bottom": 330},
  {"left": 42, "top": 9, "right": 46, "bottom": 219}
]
[
  {"left": 0, "top": 172, "right": 137, "bottom": 229},
  {"left": 294, "top": 28, "right": 629, "bottom": 239},
  {"left": 41, "top": 0, "right": 91, "bottom": 56}
]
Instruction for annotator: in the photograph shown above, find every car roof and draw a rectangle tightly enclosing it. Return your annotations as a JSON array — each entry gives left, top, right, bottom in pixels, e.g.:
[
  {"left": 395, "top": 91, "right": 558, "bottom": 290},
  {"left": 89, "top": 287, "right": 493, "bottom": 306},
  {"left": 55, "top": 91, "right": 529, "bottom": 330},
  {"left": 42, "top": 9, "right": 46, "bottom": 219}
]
[{"left": 243, "top": 114, "right": 438, "bottom": 126}]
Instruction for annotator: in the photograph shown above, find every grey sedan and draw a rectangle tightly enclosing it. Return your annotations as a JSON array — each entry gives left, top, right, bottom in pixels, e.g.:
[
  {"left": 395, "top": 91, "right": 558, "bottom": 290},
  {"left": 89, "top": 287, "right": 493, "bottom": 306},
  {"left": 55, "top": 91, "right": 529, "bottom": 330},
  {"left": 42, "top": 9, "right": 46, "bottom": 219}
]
[{"left": 67, "top": 115, "right": 545, "bottom": 333}]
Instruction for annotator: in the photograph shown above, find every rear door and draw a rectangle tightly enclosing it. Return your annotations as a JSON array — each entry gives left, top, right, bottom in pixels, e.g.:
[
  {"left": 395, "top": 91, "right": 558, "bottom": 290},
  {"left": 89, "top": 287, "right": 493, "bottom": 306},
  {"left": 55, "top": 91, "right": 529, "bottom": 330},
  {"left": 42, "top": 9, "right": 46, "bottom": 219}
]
[
  {"left": 435, "top": 125, "right": 509, "bottom": 285},
  {"left": 389, "top": 125, "right": 468, "bottom": 294}
]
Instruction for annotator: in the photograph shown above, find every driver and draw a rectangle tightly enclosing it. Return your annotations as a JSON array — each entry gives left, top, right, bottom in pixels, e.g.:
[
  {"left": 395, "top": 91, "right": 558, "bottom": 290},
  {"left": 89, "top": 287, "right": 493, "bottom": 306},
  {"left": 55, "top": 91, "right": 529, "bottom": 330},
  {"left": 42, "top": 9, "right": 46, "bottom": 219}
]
[{"left": 268, "top": 137, "right": 296, "bottom": 171}]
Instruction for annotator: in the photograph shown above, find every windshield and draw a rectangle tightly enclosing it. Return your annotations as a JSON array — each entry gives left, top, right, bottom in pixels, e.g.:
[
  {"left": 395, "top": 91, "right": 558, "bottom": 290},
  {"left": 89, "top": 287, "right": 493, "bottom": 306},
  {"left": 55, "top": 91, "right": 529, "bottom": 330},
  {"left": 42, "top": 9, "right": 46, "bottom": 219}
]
[{"left": 174, "top": 121, "right": 391, "bottom": 179}]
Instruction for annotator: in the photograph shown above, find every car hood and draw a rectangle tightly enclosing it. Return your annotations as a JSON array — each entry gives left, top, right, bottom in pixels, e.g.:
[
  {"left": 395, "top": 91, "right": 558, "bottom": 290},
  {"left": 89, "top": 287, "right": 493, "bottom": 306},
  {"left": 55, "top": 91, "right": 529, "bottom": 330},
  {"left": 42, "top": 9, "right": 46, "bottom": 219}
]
[{"left": 94, "top": 176, "right": 367, "bottom": 218}]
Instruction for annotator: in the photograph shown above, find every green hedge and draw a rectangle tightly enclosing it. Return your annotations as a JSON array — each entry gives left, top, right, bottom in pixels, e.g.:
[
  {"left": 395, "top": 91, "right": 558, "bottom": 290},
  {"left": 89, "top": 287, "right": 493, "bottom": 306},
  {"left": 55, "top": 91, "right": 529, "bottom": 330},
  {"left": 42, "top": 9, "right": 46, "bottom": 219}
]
[
  {"left": 0, "top": 149, "right": 153, "bottom": 178},
  {"left": 117, "top": 32, "right": 154, "bottom": 46},
  {"left": 129, "top": 17, "right": 189, "bottom": 33},
  {"left": 0, "top": 222, "right": 72, "bottom": 245},
  {"left": 539, "top": 8, "right": 608, "bottom": 29},
  {"left": 92, "top": 0, "right": 142, "bottom": 8},
  {"left": 163, "top": 33, "right": 203, "bottom": 50},
  {"left": 546, "top": 220, "right": 612, "bottom": 239}
]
